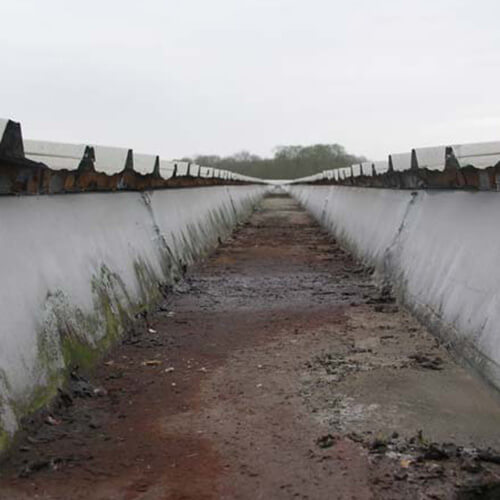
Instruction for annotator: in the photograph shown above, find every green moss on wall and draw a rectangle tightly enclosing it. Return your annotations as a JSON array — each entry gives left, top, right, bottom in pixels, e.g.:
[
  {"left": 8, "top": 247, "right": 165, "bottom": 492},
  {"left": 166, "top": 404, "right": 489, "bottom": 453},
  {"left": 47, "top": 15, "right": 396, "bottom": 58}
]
[
  {"left": 0, "top": 430, "right": 10, "bottom": 456},
  {"left": 0, "top": 192, "right": 263, "bottom": 457}
]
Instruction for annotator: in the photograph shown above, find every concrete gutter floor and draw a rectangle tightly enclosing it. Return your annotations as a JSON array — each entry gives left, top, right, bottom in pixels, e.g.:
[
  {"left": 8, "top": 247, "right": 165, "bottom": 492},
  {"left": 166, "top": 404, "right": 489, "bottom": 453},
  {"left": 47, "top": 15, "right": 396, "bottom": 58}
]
[{"left": 2, "top": 194, "right": 500, "bottom": 499}]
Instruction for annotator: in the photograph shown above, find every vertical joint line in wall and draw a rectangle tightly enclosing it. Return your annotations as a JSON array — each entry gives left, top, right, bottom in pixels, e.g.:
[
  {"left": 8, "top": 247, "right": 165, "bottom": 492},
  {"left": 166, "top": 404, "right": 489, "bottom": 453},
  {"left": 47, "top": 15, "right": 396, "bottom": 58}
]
[
  {"left": 320, "top": 191, "right": 329, "bottom": 223},
  {"left": 140, "top": 192, "right": 173, "bottom": 260},
  {"left": 383, "top": 191, "right": 419, "bottom": 273},
  {"left": 227, "top": 187, "right": 238, "bottom": 219}
]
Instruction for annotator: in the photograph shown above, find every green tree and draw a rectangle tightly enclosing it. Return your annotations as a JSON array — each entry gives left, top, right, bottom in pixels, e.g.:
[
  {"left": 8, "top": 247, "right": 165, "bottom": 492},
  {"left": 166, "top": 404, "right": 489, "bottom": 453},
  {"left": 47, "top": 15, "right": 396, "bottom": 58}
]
[{"left": 193, "top": 144, "right": 366, "bottom": 180}]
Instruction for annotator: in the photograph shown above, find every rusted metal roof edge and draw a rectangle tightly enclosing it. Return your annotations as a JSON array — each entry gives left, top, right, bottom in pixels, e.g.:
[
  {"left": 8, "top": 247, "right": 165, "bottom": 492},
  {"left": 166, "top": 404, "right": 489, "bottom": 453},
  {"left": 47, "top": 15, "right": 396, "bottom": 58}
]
[{"left": 0, "top": 119, "right": 266, "bottom": 195}]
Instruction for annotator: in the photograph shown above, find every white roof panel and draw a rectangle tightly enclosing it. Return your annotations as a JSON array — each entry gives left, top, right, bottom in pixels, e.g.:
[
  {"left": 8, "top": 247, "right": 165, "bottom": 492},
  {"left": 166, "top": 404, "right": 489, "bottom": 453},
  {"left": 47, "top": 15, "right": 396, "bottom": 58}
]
[
  {"left": 92, "top": 145, "right": 130, "bottom": 175},
  {"left": 339, "top": 167, "right": 351, "bottom": 179},
  {"left": 414, "top": 146, "right": 446, "bottom": 171},
  {"left": 373, "top": 160, "right": 389, "bottom": 175},
  {"left": 351, "top": 164, "right": 362, "bottom": 177},
  {"left": 133, "top": 153, "right": 157, "bottom": 175},
  {"left": 452, "top": 141, "right": 500, "bottom": 169},
  {"left": 361, "top": 162, "right": 374, "bottom": 176},
  {"left": 27, "top": 156, "right": 81, "bottom": 171},
  {"left": 204, "top": 166, "right": 210, "bottom": 177},
  {"left": 390, "top": 152, "right": 412, "bottom": 172},
  {"left": 24, "top": 139, "right": 87, "bottom": 171},
  {"left": 191, "top": 164, "right": 201, "bottom": 177},
  {"left": 159, "top": 160, "right": 175, "bottom": 180},
  {"left": 198, "top": 167, "right": 208, "bottom": 177},
  {"left": 174, "top": 161, "right": 189, "bottom": 176}
]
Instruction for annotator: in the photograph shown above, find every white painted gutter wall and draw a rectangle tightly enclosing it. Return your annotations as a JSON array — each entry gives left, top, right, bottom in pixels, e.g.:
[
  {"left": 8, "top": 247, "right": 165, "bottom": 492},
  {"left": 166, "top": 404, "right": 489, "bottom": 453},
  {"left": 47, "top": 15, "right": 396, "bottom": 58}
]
[
  {"left": 288, "top": 185, "right": 500, "bottom": 390},
  {"left": 0, "top": 185, "right": 267, "bottom": 448}
]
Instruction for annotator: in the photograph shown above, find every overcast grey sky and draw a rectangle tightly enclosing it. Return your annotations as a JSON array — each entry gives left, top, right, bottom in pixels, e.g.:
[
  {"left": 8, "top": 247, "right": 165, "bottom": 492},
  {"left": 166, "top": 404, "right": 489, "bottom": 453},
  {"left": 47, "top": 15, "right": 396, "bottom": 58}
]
[{"left": 1, "top": 0, "right": 499, "bottom": 161}]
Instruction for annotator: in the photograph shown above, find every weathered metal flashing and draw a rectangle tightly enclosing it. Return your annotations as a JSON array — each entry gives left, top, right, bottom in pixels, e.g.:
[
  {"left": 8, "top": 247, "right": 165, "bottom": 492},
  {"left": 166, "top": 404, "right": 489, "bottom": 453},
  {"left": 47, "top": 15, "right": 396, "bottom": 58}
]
[
  {"left": 0, "top": 156, "right": 252, "bottom": 196},
  {"left": 0, "top": 118, "right": 265, "bottom": 195},
  {"left": 152, "top": 156, "right": 160, "bottom": 177},
  {"left": 0, "top": 120, "right": 24, "bottom": 159},
  {"left": 290, "top": 139, "right": 500, "bottom": 190},
  {"left": 306, "top": 165, "right": 500, "bottom": 190},
  {"left": 0, "top": 153, "right": 258, "bottom": 196},
  {"left": 301, "top": 147, "right": 500, "bottom": 191}
]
